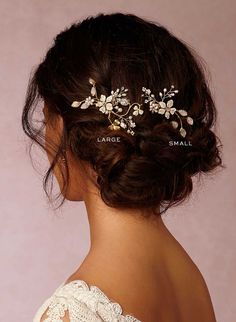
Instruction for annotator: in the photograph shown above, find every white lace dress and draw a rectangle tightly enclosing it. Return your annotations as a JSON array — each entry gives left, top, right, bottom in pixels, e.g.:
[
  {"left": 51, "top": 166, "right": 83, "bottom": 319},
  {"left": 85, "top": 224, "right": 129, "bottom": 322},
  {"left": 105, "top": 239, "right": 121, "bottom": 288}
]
[{"left": 32, "top": 279, "right": 142, "bottom": 322}]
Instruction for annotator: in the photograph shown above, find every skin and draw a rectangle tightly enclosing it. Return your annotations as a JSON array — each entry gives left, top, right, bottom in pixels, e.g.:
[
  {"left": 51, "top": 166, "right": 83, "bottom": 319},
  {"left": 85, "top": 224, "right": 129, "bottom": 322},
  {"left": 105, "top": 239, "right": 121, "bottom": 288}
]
[{"left": 40, "top": 105, "right": 217, "bottom": 322}]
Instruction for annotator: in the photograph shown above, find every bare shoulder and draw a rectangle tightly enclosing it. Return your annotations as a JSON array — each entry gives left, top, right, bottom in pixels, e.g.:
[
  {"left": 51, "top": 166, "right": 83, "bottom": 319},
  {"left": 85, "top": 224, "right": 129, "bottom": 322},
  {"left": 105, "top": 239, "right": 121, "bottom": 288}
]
[
  {"left": 166, "top": 241, "right": 217, "bottom": 322},
  {"left": 187, "top": 264, "right": 216, "bottom": 319}
]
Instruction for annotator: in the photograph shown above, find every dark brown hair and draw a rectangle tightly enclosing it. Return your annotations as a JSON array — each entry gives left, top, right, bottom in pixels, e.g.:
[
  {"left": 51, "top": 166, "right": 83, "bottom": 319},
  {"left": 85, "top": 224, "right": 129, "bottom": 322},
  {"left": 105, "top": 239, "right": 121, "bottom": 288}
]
[{"left": 21, "top": 12, "right": 224, "bottom": 217}]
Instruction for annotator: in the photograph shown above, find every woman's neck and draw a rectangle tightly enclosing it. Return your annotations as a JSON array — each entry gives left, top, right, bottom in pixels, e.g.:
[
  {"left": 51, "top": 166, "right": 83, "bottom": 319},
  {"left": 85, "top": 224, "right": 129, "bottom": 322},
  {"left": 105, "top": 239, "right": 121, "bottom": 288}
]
[{"left": 82, "top": 186, "right": 174, "bottom": 270}]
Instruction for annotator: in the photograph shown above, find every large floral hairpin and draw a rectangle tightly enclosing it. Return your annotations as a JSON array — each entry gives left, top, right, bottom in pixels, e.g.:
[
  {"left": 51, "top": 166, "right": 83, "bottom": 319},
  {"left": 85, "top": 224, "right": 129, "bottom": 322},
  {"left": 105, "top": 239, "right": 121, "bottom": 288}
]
[{"left": 70, "top": 78, "right": 193, "bottom": 137}]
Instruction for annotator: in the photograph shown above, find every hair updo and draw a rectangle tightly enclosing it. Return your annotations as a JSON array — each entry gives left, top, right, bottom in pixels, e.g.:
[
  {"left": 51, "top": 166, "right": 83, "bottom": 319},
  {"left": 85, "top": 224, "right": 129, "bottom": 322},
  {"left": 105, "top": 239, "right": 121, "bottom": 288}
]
[{"left": 22, "top": 12, "right": 224, "bottom": 216}]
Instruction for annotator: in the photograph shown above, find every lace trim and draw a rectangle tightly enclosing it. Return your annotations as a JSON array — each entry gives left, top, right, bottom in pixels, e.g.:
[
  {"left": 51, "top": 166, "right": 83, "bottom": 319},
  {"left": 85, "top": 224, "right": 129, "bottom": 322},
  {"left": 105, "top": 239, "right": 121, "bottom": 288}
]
[{"left": 33, "top": 279, "right": 141, "bottom": 322}]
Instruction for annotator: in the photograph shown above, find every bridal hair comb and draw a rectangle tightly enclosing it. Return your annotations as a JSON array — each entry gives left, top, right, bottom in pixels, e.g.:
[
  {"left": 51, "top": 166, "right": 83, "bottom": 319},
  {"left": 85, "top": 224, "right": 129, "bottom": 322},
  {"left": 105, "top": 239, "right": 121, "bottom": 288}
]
[{"left": 70, "top": 78, "right": 194, "bottom": 137}]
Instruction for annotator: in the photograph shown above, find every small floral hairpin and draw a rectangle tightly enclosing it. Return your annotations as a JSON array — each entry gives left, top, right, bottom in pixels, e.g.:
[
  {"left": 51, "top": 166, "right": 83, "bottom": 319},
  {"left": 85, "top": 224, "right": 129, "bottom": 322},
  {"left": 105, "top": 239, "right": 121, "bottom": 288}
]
[
  {"left": 141, "top": 86, "right": 193, "bottom": 138},
  {"left": 71, "top": 78, "right": 194, "bottom": 137}
]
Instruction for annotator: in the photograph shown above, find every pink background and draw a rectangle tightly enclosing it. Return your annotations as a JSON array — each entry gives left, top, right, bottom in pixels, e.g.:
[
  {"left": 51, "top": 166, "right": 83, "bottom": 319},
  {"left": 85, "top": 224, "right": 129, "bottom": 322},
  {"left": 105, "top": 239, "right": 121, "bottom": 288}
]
[{"left": 0, "top": 1, "right": 235, "bottom": 321}]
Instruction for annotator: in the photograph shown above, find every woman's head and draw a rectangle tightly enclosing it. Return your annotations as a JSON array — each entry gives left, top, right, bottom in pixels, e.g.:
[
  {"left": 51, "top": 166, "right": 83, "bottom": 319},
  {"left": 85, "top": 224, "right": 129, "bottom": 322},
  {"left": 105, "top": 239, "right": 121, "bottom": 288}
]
[{"left": 22, "top": 12, "right": 223, "bottom": 217}]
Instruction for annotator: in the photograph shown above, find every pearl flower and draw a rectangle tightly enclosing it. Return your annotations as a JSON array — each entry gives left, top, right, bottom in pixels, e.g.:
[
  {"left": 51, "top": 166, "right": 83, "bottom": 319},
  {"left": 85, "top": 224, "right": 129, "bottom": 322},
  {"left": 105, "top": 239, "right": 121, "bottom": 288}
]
[
  {"left": 96, "top": 94, "right": 113, "bottom": 114},
  {"left": 132, "top": 104, "right": 144, "bottom": 116},
  {"left": 157, "top": 99, "right": 176, "bottom": 119}
]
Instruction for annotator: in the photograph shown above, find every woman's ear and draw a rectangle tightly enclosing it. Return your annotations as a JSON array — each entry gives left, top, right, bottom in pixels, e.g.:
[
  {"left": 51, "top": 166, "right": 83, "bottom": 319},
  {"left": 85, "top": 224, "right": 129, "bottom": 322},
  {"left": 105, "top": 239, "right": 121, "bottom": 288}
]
[
  {"left": 44, "top": 111, "right": 65, "bottom": 166},
  {"left": 46, "top": 113, "right": 64, "bottom": 141}
]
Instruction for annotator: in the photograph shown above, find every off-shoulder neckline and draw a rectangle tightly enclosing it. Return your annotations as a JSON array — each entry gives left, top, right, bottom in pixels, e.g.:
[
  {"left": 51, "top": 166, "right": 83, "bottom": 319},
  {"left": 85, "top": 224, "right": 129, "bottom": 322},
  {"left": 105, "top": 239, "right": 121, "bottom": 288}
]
[{"left": 60, "top": 278, "right": 141, "bottom": 321}]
